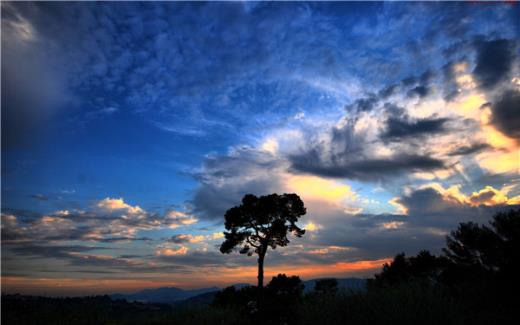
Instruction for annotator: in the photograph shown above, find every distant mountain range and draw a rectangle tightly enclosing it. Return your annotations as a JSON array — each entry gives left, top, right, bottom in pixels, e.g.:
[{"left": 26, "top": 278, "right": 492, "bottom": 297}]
[
  {"left": 111, "top": 286, "right": 219, "bottom": 304},
  {"left": 111, "top": 278, "right": 366, "bottom": 304}
]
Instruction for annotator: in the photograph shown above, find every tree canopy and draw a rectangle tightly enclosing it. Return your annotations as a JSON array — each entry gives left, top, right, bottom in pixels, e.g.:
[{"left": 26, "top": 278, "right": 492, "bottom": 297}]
[
  {"left": 220, "top": 193, "right": 307, "bottom": 288},
  {"left": 370, "top": 209, "right": 520, "bottom": 301}
]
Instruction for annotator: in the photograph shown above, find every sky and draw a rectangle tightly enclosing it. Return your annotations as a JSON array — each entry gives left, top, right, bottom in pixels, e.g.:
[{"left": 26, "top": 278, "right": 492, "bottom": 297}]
[{"left": 1, "top": 1, "right": 519, "bottom": 296}]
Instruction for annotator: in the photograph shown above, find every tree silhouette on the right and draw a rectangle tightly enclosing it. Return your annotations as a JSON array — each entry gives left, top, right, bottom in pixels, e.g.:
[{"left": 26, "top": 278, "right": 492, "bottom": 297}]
[
  {"left": 443, "top": 209, "right": 520, "bottom": 277},
  {"left": 370, "top": 250, "right": 448, "bottom": 287},
  {"left": 370, "top": 209, "right": 520, "bottom": 294}
]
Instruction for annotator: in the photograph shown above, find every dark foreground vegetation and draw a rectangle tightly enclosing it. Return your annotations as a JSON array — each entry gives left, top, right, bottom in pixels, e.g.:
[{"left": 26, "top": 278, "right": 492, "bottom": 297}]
[{"left": 3, "top": 209, "right": 519, "bottom": 325}]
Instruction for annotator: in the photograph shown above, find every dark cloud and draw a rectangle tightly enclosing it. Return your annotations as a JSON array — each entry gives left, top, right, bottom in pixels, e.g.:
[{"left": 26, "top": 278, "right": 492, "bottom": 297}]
[
  {"left": 285, "top": 106, "right": 448, "bottom": 181},
  {"left": 97, "top": 237, "right": 152, "bottom": 243},
  {"left": 399, "top": 70, "right": 435, "bottom": 99},
  {"left": 7, "top": 244, "right": 110, "bottom": 260},
  {"left": 5, "top": 243, "right": 145, "bottom": 270},
  {"left": 378, "top": 85, "right": 397, "bottom": 99},
  {"left": 305, "top": 187, "right": 520, "bottom": 260},
  {"left": 382, "top": 117, "right": 449, "bottom": 140},
  {"left": 472, "top": 172, "right": 520, "bottom": 193},
  {"left": 168, "top": 235, "right": 192, "bottom": 244},
  {"left": 393, "top": 187, "right": 519, "bottom": 228},
  {"left": 191, "top": 148, "right": 283, "bottom": 220},
  {"left": 489, "top": 89, "right": 520, "bottom": 142},
  {"left": 401, "top": 76, "right": 417, "bottom": 87},
  {"left": 473, "top": 39, "right": 516, "bottom": 90},
  {"left": 448, "top": 143, "right": 491, "bottom": 156},
  {"left": 407, "top": 85, "right": 430, "bottom": 98},
  {"left": 310, "top": 213, "right": 445, "bottom": 260},
  {"left": 289, "top": 153, "right": 444, "bottom": 181},
  {"left": 157, "top": 251, "right": 233, "bottom": 267},
  {"left": 349, "top": 70, "right": 435, "bottom": 111},
  {"left": 345, "top": 96, "right": 379, "bottom": 113}
]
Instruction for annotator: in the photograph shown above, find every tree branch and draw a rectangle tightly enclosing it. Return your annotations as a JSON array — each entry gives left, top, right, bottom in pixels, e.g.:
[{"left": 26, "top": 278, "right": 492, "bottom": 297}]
[{"left": 246, "top": 237, "right": 260, "bottom": 248}]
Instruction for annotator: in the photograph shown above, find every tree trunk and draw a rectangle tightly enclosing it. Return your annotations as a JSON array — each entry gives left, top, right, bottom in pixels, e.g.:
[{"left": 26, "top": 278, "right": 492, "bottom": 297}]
[{"left": 257, "top": 251, "right": 265, "bottom": 289}]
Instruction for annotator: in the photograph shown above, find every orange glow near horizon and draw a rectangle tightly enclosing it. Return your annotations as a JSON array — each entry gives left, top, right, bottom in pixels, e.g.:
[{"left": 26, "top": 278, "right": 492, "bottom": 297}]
[{"left": 1, "top": 258, "right": 391, "bottom": 296}]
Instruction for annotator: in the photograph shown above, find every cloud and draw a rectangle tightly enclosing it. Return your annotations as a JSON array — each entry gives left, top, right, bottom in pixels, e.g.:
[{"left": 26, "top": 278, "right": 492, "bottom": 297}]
[
  {"left": 448, "top": 143, "right": 490, "bottom": 156},
  {"left": 191, "top": 147, "right": 285, "bottom": 219},
  {"left": 346, "top": 96, "right": 379, "bottom": 113},
  {"left": 380, "top": 221, "right": 406, "bottom": 230},
  {"left": 165, "top": 210, "right": 198, "bottom": 228},
  {"left": 302, "top": 187, "right": 519, "bottom": 262},
  {"left": 1, "top": 198, "right": 196, "bottom": 244},
  {"left": 473, "top": 39, "right": 517, "bottom": 90},
  {"left": 382, "top": 117, "right": 449, "bottom": 140},
  {"left": 167, "top": 232, "right": 224, "bottom": 244},
  {"left": 168, "top": 234, "right": 205, "bottom": 244},
  {"left": 5, "top": 243, "right": 109, "bottom": 260},
  {"left": 284, "top": 175, "right": 357, "bottom": 206},
  {"left": 290, "top": 152, "right": 444, "bottom": 181},
  {"left": 467, "top": 186, "right": 520, "bottom": 206},
  {"left": 307, "top": 246, "right": 352, "bottom": 255},
  {"left": 391, "top": 183, "right": 520, "bottom": 228},
  {"left": 156, "top": 246, "right": 189, "bottom": 257},
  {"left": 97, "top": 197, "right": 144, "bottom": 214},
  {"left": 489, "top": 89, "right": 520, "bottom": 142}
]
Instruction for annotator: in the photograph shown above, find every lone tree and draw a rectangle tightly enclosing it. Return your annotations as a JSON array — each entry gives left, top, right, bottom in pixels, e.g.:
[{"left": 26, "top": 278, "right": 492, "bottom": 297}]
[{"left": 220, "top": 193, "right": 306, "bottom": 289}]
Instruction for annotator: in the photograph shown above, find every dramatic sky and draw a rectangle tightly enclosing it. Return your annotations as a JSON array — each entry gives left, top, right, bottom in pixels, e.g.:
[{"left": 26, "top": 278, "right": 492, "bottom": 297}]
[{"left": 2, "top": 1, "right": 519, "bottom": 296}]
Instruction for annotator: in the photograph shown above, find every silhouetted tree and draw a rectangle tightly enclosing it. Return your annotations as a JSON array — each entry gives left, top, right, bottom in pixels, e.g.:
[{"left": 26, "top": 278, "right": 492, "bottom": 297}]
[
  {"left": 443, "top": 209, "right": 520, "bottom": 290},
  {"left": 409, "top": 250, "right": 449, "bottom": 279},
  {"left": 369, "top": 209, "right": 520, "bottom": 314},
  {"left": 444, "top": 209, "right": 520, "bottom": 272},
  {"left": 371, "top": 253, "right": 409, "bottom": 287},
  {"left": 266, "top": 274, "right": 305, "bottom": 297},
  {"left": 444, "top": 222, "right": 500, "bottom": 271},
  {"left": 212, "top": 285, "right": 257, "bottom": 310},
  {"left": 370, "top": 250, "right": 448, "bottom": 288},
  {"left": 314, "top": 278, "right": 338, "bottom": 295},
  {"left": 264, "top": 274, "right": 304, "bottom": 322},
  {"left": 220, "top": 193, "right": 306, "bottom": 289}
]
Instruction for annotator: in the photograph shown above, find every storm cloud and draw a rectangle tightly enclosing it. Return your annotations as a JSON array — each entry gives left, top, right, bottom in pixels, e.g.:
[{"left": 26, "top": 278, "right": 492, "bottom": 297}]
[
  {"left": 473, "top": 39, "right": 517, "bottom": 90},
  {"left": 489, "top": 89, "right": 520, "bottom": 142},
  {"left": 382, "top": 117, "right": 449, "bottom": 140}
]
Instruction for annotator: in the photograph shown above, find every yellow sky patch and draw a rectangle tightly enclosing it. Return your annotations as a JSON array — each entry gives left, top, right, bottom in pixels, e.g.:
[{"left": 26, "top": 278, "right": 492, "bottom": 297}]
[
  {"left": 424, "top": 183, "right": 520, "bottom": 207},
  {"left": 285, "top": 175, "right": 356, "bottom": 205}
]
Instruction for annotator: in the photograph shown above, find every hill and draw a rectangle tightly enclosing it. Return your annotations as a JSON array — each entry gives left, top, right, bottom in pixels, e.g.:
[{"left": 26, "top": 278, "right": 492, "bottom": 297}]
[
  {"left": 111, "top": 286, "right": 219, "bottom": 304},
  {"left": 111, "top": 278, "right": 366, "bottom": 305}
]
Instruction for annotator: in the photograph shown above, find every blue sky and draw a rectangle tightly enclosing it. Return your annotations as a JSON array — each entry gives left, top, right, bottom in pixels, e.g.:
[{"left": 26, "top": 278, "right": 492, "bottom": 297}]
[{"left": 2, "top": 1, "right": 520, "bottom": 295}]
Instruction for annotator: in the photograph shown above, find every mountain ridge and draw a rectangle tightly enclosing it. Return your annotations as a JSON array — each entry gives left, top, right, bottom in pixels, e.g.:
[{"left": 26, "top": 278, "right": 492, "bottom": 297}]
[{"left": 111, "top": 277, "right": 366, "bottom": 304}]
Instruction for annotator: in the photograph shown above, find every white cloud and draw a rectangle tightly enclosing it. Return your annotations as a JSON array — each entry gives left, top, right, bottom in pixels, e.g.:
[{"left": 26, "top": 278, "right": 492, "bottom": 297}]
[
  {"left": 97, "top": 197, "right": 144, "bottom": 215},
  {"left": 156, "top": 246, "right": 189, "bottom": 256}
]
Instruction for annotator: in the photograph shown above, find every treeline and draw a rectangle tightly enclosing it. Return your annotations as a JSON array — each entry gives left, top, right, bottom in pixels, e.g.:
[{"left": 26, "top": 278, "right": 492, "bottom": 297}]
[
  {"left": 208, "top": 209, "right": 519, "bottom": 324},
  {"left": 1, "top": 295, "right": 176, "bottom": 325},
  {"left": 2, "top": 209, "right": 519, "bottom": 325}
]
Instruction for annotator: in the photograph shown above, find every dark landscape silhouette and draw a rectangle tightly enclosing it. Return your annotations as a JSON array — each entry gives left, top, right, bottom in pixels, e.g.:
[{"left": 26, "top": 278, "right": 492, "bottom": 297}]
[{"left": 3, "top": 198, "right": 519, "bottom": 324}]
